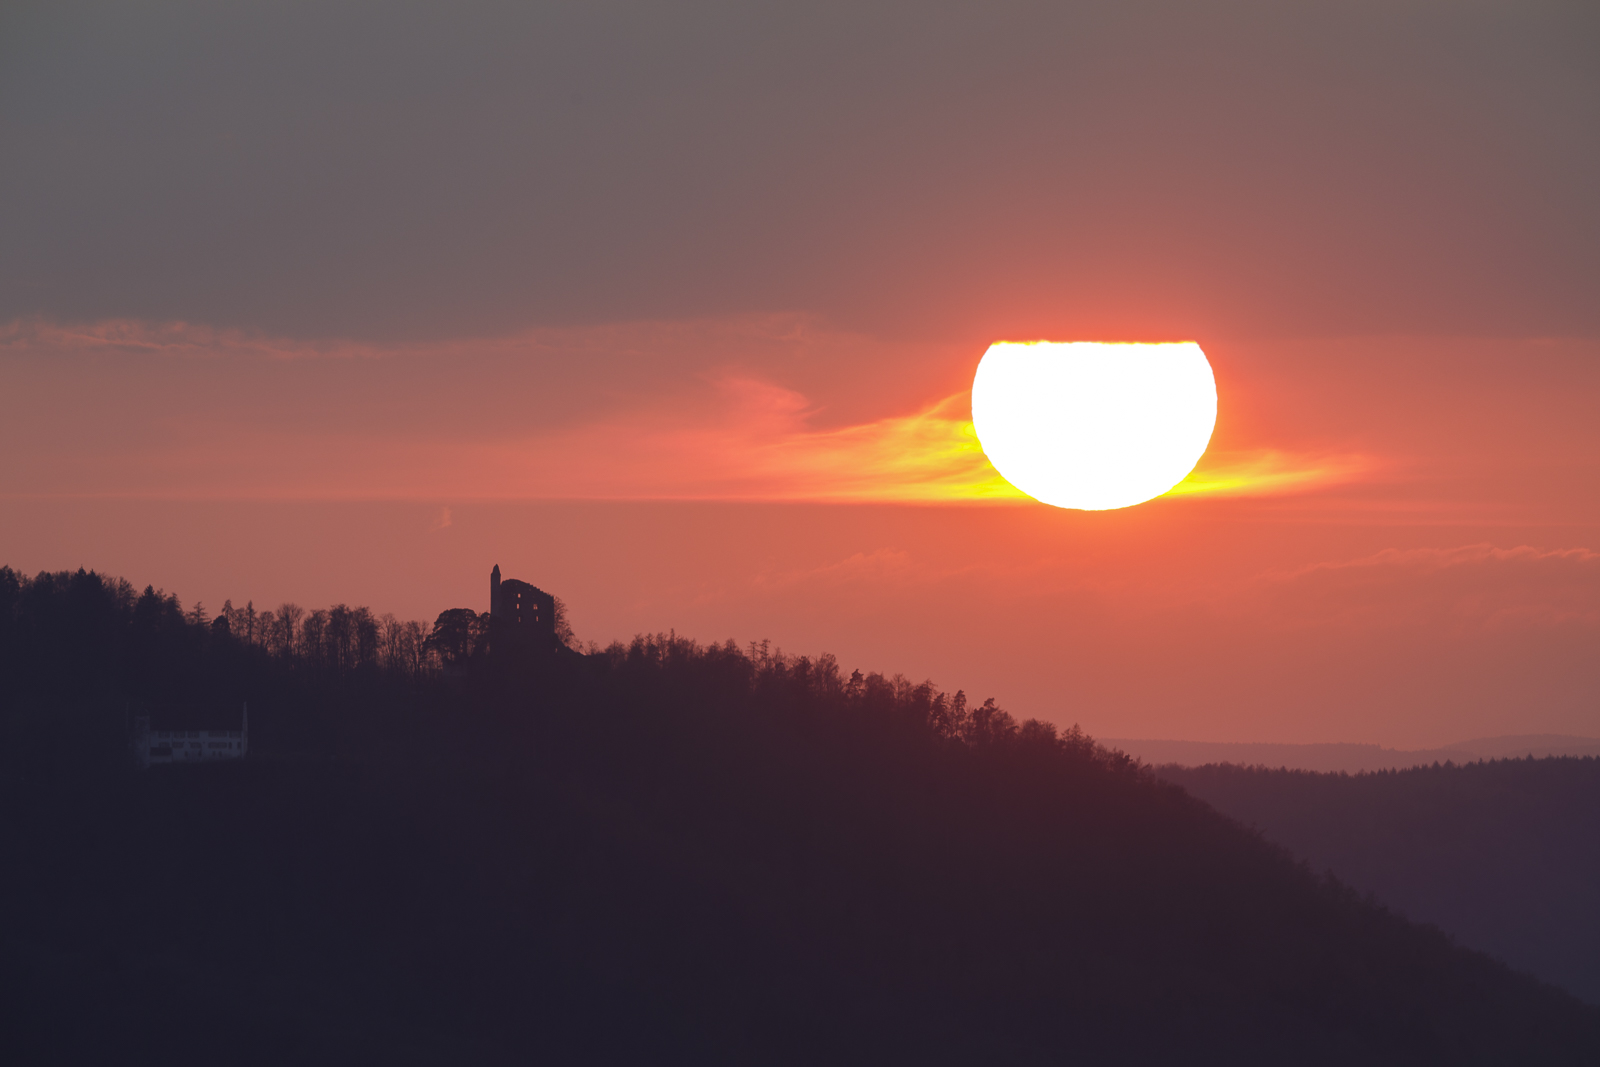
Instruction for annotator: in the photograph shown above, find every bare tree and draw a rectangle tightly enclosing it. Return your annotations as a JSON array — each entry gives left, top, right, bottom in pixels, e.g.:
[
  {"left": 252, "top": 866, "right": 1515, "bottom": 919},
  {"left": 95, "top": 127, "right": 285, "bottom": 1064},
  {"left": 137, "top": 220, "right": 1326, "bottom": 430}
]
[
  {"left": 403, "top": 619, "right": 430, "bottom": 677},
  {"left": 302, "top": 610, "right": 328, "bottom": 667},
  {"left": 379, "top": 613, "right": 403, "bottom": 672},
  {"left": 353, "top": 607, "right": 379, "bottom": 669},
  {"left": 325, "top": 605, "right": 353, "bottom": 670},
  {"left": 552, "top": 596, "right": 576, "bottom": 649},
  {"left": 274, "top": 602, "right": 305, "bottom": 660}
]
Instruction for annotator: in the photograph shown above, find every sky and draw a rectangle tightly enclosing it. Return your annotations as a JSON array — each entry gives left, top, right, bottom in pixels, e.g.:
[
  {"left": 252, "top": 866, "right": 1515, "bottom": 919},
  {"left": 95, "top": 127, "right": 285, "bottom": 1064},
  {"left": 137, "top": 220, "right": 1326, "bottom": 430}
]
[{"left": 3, "top": 0, "right": 1597, "bottom": 746}]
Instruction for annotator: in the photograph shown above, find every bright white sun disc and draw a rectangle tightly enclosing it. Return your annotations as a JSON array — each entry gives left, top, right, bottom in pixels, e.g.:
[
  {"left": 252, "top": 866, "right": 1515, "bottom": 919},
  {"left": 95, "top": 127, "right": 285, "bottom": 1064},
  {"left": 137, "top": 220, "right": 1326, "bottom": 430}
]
[{"left": 971, "top": 341, "right": 1217, "bottom": 511}]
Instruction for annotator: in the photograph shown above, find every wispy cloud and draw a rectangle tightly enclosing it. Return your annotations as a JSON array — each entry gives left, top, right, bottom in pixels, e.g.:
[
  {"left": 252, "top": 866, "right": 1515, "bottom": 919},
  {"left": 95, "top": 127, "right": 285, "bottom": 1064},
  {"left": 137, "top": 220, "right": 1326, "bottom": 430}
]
[
  {"left": 1169, "top": 448, "right": 1372, "bottom": 499},
  {"left": 571, "top": 380, "right": 1022, "bottom": 503},
  {"left": 1251, "top": 544, "right": 1600, "bottom": 631},
  {"left": 2, "top": 316, "right": 1370, "bottom": 505},
  {"left": 544, "top": 379, "right": 1366, "bottom": 504},
  {"left": 0, "top": 317, "right": 382, "bottom": 360}
]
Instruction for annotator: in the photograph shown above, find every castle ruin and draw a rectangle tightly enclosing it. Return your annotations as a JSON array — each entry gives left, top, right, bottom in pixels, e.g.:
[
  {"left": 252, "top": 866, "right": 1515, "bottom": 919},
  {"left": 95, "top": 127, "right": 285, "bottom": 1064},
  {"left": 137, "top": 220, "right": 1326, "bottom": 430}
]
[{"left": 489, "top": 564, "right": 557, "bottom": 657}]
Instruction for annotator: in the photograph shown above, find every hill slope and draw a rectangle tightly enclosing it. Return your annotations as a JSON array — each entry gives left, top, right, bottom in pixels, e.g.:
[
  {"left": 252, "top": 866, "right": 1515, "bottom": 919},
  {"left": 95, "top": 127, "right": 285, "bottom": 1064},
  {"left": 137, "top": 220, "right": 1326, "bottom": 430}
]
[
  {"left": 2, "top": 567, "right": 1598, "bottom": 1064},
  {"left": 1159, "top": 758, "right": 1600, "bottom": 1005}
]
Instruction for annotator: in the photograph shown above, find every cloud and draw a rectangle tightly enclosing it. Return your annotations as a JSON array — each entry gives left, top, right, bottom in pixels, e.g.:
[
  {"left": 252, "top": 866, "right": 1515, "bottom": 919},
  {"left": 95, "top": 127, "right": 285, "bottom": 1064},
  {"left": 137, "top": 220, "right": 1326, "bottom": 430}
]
[
  {"left": 1253, "top": 544, "right": 1600, "bottom": 631},
  {"left": 574, "top": 380, "right": 1018, "bottom": 503},
  {"left": 1, "top": 315, "right": 1370, "bottom": 506},
  {"left": 0, "top": 318, "right": 380, "bottom": 361},
  {"left": 469, "top": 376, "right": 1363, "bottom": 504},
  {"left": 750, "top": 549, "right": 919, "bottom": 594},
  {"left": 1169, "top": 449, "right": 1372, "bottom": 499}
]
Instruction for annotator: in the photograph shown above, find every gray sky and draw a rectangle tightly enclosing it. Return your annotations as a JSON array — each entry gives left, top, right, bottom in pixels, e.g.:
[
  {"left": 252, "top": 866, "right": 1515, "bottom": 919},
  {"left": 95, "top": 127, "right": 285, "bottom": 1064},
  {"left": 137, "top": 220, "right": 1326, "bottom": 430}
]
[{"left": 4, "top": 0, "right": 1596, "bottom": 342}]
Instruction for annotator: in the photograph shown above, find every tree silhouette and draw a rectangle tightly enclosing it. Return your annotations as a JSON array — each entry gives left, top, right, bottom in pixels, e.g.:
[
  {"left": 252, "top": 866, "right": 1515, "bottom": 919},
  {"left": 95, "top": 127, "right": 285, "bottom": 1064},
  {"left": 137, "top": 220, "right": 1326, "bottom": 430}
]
[
  {"left": 553, "top": 595, "right": 575, "bottom": 648},
  {"left": 427, "top": 607, "right": 486, "bottom": 667}
]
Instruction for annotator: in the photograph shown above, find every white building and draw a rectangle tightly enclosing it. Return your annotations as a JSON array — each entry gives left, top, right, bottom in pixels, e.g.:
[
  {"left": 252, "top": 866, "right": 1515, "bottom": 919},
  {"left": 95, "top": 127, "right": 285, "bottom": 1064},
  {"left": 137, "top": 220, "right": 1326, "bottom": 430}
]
[{"left": 134, "top": 705, "right": 249, "bottom": 769}]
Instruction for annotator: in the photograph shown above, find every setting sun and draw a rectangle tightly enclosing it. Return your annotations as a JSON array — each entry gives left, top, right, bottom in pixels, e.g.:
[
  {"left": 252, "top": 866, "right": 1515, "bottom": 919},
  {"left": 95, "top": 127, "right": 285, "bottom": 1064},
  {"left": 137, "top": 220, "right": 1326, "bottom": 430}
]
[{"left": 970, "top": 341, "right": 1218, "bottom": 510}]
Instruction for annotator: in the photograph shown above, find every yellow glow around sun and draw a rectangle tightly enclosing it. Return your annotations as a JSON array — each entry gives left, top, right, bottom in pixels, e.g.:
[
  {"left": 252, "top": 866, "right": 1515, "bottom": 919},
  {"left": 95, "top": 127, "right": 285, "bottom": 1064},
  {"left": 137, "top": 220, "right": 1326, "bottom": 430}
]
[{"left": 971, "top": 341, "right": 1217, "bottom": 510}]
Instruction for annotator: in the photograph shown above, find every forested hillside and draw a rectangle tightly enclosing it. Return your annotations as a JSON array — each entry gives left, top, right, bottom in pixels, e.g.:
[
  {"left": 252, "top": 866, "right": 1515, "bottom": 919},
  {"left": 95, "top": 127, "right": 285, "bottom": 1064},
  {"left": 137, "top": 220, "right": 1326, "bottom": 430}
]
[
  {"left": 1159, "top": 759, "right": 1600, "bottom": 1004},
  {"left": 3, "top": 567, "right": 1598, "bottom": 1065}
]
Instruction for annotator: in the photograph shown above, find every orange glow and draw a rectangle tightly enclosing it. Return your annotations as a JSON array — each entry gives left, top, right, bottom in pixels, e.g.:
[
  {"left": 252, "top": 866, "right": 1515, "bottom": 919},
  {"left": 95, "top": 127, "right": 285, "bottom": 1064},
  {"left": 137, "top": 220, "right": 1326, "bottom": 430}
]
[
  {"left": 0, "top": 317, "right": 1371, "bottom": 505},
  {"left": 603, "top": 381, "right": 1356, "bottom": 505},
  {"left": 667, "top": 384, "right": 1022, "bottom": 503},
  {"left": 1169, "top": 448, "right": 1372, "bottom": 498}
]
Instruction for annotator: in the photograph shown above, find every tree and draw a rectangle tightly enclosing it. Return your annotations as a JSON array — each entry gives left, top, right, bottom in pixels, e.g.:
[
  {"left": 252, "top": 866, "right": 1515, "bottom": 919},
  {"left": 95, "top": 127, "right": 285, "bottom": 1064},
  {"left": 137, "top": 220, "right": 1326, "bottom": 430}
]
[
  {"left": 402, "top": 619, "right": 431, "bottom": 677},
  {"left": 302, "top": 610, "right": 328, "bottom": 667},
  {"left": 353, "top": 607, "right": 379, "bottom": 669},
  {"left": 963, "top": 697, "right": 1017, "bottom": 746},
  {"left": 427, "top": 608, "right": 487, "bottom": 667},
  {"left": 552, "top": 596, "right": 575, "bottom": 649},
  {"left": 327, "top": 605, "right": 355, "bottom": 670},
  {"left": 273, "top": 603, "right": 304, "bottom": 659},
  {"left": 379, "top": 613, "right": 404, "bottom": 672}
]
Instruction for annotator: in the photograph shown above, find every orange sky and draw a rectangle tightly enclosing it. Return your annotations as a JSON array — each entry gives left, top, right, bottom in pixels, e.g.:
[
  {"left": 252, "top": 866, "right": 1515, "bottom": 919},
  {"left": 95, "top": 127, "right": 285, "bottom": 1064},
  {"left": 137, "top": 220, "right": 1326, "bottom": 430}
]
[
  {"left": 2, "top": 1, "right": 1597, "bottom": 746},
  {"left": 4, "top": 324, "right": 1596, "bottom": 747}
]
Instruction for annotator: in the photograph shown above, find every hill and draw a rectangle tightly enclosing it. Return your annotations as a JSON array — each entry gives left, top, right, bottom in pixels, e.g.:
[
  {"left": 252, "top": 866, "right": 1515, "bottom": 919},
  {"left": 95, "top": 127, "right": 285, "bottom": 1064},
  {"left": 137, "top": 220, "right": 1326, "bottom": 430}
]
[
  {"left": 1158, "top": 759, "right": 1600, "bottom": 1005},
  {"left": 2, "top": 566, "right": 1598, "bottom": 1064},
  {"left": 1103, "top": 736, "right": 1600, "bottom": 774}
]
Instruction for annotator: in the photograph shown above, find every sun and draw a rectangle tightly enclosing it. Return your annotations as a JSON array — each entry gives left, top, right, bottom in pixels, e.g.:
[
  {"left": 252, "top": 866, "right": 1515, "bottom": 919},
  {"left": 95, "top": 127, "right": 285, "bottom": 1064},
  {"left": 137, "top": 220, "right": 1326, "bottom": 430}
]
[{"left": 970, "top": 341, "right": 1217, "bottom": 511}]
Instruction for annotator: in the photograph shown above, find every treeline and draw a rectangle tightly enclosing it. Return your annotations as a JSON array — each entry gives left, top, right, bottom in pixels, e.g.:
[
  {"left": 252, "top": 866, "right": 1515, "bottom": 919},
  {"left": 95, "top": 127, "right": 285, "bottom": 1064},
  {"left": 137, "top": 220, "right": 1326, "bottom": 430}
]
[
  {"left": 0, "top": 565, "right": 580, "bottom": 691},
  {"left": 0, "top": 565, "right": 1047, "bottom": 766},
  {"left": 0, "top": 566, "right": 453, "bottom": 771},
  {"left": 205, "top": 598, "right": 434, "bottom": 677},
  {"left": 597, "top": 632, "right": 1070, "bottom": 750},
  {"left": 0, "top": 565, "right": 439, "bottom": 691}
]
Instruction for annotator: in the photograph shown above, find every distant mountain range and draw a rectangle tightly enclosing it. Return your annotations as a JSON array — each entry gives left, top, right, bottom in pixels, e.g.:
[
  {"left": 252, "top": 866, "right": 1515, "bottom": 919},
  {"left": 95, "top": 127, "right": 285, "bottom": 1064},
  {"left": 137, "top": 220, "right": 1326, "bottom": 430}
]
[{"left": 1100, "top": 734, "right": 1600, "bottom": 773}]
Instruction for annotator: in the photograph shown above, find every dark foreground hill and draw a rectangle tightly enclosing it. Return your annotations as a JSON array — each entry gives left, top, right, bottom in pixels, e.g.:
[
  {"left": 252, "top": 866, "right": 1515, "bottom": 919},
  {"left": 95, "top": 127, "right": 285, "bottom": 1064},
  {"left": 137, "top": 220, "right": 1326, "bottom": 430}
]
[
  {"left": 2, "top": 568, "right": 1599, "bottom": 1065},
  {"left": 1158, "top": 759, "right": 1600, "bottom": 1005}
]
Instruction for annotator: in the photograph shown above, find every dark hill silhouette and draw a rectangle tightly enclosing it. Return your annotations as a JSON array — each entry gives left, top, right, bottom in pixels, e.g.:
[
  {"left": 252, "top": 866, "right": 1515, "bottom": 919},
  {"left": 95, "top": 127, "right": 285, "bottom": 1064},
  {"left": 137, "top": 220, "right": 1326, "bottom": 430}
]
[
  {"left": 1105, "top": 736, "right": 1600, "bottom": 773},
  {"left": 2, "top": 566, "right": 1598, "bottom": 1065},
  {"left": 1158, "top": 759, "right": 1600, "bottom": 1005}
]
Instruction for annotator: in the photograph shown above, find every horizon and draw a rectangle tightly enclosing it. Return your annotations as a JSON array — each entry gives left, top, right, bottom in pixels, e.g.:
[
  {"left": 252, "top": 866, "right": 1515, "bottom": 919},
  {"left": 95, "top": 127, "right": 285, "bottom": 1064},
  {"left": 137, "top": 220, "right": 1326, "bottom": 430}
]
[
  {"left": 1105, "top": 734, "right": 1600, "bottom": 751},
  {"left": 1101, "top": 734, "right": 1600, "bottom": 776}
]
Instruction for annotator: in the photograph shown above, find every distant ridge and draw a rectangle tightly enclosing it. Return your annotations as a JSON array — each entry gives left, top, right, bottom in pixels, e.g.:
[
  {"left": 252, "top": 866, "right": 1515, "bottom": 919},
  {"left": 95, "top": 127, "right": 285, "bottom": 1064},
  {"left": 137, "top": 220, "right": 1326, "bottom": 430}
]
[{"left": 1101, "top": 734, "right": 1600, "bottom": 773}]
